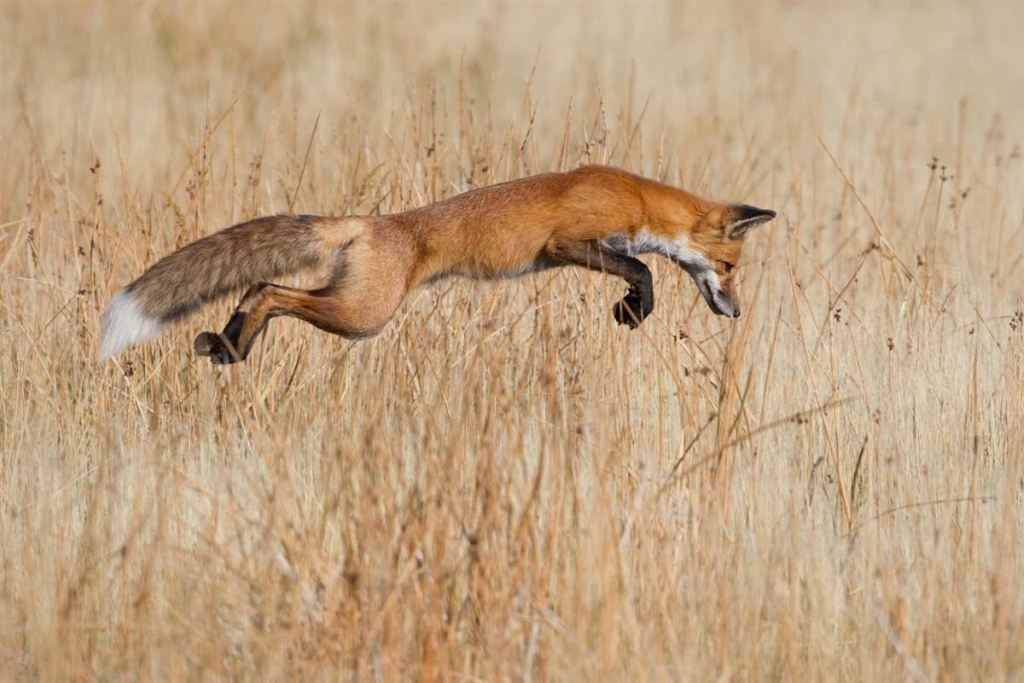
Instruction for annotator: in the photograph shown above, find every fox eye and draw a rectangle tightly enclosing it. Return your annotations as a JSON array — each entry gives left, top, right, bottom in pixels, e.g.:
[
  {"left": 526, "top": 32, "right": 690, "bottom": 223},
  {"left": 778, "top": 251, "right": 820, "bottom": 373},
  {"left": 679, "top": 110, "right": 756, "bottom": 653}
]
[{"left": 722, "top": 262, "right": 735, "bottom": 273}]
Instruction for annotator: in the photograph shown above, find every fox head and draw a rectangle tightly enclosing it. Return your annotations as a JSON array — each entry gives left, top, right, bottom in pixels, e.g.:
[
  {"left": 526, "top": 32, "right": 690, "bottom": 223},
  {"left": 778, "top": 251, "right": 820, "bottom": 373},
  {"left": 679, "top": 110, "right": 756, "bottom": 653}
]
[
  {"left": 616, "top": 196, "right": 776, "bottom": 318},
  {"left": 680, "top": 203, "right": 776, "bottom": 318}
]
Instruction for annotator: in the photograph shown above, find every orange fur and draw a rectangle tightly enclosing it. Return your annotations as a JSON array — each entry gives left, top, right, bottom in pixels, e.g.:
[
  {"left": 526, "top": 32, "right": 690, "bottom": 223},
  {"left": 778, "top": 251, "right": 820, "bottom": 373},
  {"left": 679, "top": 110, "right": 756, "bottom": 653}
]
[{"left": 99, "top": 165, "right": 775, "bottom": 363}]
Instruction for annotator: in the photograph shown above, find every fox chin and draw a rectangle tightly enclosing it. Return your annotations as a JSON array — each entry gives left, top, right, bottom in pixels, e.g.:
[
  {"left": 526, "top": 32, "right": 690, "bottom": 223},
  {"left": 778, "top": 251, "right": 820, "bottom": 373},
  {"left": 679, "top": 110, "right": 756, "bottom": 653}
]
[{"left": 99, "top": 165, "right": 776, "bottom": 364}]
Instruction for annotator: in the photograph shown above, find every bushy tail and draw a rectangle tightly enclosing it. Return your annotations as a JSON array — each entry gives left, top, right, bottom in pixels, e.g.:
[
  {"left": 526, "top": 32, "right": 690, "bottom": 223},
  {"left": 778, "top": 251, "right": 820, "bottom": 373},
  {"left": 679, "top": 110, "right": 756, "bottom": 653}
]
[{"left": 99, "top": 214, "right": 335, "bottom": 359}]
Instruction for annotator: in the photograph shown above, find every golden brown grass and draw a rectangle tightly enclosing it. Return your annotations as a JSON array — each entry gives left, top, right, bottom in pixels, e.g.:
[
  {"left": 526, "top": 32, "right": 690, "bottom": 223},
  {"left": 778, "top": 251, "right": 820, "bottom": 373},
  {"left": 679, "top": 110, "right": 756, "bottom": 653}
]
[{"left": 2, "top": 1, "right": 1023, "bottom": 680}]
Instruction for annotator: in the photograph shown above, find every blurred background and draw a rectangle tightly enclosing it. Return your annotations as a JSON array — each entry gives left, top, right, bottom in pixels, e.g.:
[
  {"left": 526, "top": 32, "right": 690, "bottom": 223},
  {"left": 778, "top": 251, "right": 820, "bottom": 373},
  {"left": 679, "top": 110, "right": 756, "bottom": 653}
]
[{"left": 1, "top": 2, "right": 1022, "bottom": 680}]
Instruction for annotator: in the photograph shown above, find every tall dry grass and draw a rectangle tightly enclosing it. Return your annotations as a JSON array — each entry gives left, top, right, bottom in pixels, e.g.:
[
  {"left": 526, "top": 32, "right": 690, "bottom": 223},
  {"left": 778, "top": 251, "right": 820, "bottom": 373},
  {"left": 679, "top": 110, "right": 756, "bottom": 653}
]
[{"left": 1, "top": 1, "right": 1023, "bottom": 679}]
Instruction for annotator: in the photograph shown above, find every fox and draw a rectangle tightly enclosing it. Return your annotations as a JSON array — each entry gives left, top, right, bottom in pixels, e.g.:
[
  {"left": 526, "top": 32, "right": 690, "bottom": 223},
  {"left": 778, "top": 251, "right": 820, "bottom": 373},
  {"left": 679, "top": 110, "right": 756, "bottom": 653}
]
[{"left": 98, "top": 165, "right": 776, "bottom": 364}]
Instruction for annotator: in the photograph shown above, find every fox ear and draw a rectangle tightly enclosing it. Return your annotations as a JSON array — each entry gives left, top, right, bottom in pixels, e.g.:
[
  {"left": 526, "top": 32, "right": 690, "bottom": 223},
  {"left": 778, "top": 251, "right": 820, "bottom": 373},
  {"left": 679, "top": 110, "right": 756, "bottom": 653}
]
[{"left": 725, "top": 204, "right": 776, "bottom": 240}]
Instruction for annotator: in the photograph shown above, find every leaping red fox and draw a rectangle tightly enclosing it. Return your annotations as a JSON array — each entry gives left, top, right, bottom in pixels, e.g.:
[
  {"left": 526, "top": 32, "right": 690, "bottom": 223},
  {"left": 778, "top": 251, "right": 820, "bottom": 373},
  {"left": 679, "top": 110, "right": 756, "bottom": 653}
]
[{"left": 99, "top": 165, "right": 775, "bottom": 364}]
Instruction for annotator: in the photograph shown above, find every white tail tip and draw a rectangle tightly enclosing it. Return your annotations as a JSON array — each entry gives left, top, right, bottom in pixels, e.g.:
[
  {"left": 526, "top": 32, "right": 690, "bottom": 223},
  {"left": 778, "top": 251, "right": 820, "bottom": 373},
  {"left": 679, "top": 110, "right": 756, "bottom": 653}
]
[{"left": 98, "top": 289, "right": 165, "bottom": 360}]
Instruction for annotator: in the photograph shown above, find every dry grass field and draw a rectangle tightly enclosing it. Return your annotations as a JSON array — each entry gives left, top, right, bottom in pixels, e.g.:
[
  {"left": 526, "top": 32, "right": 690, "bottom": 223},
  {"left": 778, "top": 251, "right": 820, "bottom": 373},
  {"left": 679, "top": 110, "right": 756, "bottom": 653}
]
[{"left": 2, "top": 1, "right": 1023, "bottom": 680}]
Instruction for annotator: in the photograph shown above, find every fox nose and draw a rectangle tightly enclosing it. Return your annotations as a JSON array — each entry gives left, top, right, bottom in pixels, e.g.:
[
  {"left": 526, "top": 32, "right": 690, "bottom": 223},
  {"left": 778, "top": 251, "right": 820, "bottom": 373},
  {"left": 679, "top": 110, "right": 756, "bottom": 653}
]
[{"left": 732, "top": 306, "right": 741, "bottom": 318}]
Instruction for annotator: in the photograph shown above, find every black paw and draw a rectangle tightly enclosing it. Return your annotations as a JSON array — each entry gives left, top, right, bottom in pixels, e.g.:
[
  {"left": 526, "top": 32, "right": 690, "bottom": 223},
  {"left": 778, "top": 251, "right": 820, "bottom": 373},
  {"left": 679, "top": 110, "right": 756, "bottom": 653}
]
[
  {"left": 613, "top": 295, "right": 646, "bottom": 329},
  {"left": 194, "top": 331, "right": 242, "bottom": 365}
]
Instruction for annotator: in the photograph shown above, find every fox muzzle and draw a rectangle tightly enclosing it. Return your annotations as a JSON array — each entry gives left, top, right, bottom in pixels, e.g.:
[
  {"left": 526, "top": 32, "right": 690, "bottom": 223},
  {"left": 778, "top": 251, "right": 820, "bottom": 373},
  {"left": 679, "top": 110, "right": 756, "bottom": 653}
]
[{"left": 709, "top": 291, "right": 740, "bottom": 318}]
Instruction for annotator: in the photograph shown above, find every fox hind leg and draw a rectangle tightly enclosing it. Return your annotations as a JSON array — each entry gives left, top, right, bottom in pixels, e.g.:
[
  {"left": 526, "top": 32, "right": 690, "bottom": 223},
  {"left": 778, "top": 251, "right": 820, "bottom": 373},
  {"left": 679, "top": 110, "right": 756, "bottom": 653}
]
[
  {"left": 194, "top": 282, "right": 280, "bottom": 364},
  {"left": 195, "top": 269, "right": 408, "bottom": 365}
]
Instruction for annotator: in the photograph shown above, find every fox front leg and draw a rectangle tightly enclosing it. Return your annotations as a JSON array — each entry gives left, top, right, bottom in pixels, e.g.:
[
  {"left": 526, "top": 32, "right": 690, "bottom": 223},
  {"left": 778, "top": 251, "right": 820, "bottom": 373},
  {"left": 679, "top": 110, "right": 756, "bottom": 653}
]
[{"left": 545, "top": 238, "right": 654, "bottom": 329}]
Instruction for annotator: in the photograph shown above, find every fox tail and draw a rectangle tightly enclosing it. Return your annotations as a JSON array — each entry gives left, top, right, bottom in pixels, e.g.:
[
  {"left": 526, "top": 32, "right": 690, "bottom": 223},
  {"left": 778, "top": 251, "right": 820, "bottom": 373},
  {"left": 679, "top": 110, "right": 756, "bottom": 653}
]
[{"left": 99, "top": 214, "right": 351, "bottom": 359}]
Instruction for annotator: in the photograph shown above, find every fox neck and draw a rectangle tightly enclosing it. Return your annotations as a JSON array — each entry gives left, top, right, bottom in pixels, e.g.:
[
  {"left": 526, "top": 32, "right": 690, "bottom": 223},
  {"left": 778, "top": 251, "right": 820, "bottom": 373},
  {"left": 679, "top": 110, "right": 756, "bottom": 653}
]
[{"left": 635, "top": 175, "right": 711, "bottom": 229}]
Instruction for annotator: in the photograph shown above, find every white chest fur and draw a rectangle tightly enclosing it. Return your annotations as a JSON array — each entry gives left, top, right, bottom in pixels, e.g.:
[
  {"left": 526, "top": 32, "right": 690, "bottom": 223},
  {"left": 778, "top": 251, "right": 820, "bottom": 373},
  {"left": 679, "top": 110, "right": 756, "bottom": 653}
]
[
  {"left": 602, "top": 229, "right": 734, "bottom": 316},
  {"left": 604, "top": 229, "right": 709, "bottom": 271}
]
